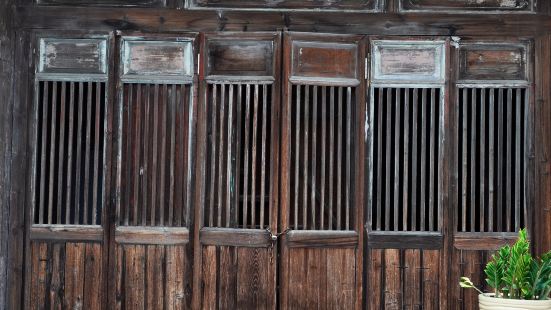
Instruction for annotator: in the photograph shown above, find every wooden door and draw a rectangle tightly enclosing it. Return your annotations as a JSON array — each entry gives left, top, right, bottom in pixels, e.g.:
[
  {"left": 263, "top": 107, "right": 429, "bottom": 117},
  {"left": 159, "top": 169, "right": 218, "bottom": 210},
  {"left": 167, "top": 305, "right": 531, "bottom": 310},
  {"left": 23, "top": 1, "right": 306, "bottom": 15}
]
[
  {"left": 365, "top": 38, "right": 450, "bottom": 309},
  {"left": 449, "top": 38, "right": 534, "bottom": 309},
  {"left": 279, "top": 32, "right": 367, "bottom": 310},
  {"left": 24, "top": 31, "right": 113, "bottom": 309},
  {"left": 109, "top": 32, "right": 199, "bottom": 309},
  {"left": 193, "top": 32, "right": 282, "bottom": 309}
]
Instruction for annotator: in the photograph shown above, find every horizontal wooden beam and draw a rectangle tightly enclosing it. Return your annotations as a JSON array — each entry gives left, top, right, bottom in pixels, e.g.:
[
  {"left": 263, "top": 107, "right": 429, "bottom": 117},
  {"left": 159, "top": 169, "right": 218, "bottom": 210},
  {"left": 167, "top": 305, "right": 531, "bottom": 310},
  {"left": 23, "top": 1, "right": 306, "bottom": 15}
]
[
  {"left": 454, "top": 232, "right": 519, "bottom": 250},
  {"left": 29, "top": 225, "right": 103, "bottom": 242},
  {"left": 15, "top": 6, "right": 551, "bottom": 36},
  {"left": 367, "top": 231, "right": 443, "bottom": 249},
  {"left": 285, "top": 230, "right": 358, "bottom": 248},
  {"left": 115, "top": 226, "right": 189, "bottom": 245},
  {"left": 200, "top": 227, "right": 272, "bottom": 247}
]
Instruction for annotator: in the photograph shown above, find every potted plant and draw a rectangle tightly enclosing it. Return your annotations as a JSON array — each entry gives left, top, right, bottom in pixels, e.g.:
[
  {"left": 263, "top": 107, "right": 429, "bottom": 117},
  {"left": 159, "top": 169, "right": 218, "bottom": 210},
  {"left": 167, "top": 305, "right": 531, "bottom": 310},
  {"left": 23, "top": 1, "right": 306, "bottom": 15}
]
[{"left": 459, "top": 229, "right": 551, "bottom": 310}]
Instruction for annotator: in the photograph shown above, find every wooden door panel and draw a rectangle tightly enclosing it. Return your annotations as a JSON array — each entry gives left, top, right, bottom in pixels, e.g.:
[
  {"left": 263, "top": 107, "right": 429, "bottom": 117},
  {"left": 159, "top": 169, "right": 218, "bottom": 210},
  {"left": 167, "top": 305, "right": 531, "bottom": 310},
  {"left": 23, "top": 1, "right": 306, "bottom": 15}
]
[
  {"left": 25, "top": 32, "right": 113, "bottom": 310},
  {"left": 27, "top": 241, "right": 104, "bottom": 310},
  {"left": 194, "top": 32, "right": 281, "bottom": 310},
  {"left": 449, "top": 39, "right": 534, "bottom": 309},
  {"left": 281, "top": 32, "right": 366, "bottom": 310},
  {"left": 366, "top": 38, "right": 449, "bottom": 310},
  {"left": 112, "top": 33, "right": 199, "bottom": 310},
  {"left": 201, "top": 246, "right": 274, "bottom": 309}
]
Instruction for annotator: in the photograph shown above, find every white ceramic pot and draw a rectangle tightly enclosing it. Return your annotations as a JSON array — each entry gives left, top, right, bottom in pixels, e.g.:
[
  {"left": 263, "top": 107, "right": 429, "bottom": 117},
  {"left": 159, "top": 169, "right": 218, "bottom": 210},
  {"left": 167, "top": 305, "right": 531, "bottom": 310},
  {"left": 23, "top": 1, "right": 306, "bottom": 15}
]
[{"left": 479, "top": 294, "right": 551, "bottom": 310}]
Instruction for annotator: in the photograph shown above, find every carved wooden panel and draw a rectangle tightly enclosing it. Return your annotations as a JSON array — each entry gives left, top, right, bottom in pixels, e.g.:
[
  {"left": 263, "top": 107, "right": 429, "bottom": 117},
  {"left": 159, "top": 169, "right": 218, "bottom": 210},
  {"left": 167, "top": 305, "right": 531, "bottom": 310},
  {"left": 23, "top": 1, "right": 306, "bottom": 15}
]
[
  {"left": 399, "top": 0, "right": 534, "bottom": 12},
  {"left": 458, "top": 43, "right": 529, "bottom": 82},
  {"left": 206, "top": 39, "right": 273, "bottom": 78},
  {"left": 39, "top": 38, "right": 107, "bottom": 75},
  {"left": 372, "top": 40, "right": 445, "bottom": 83},
  {"left": 121, "top": 37, "right": 194, "bottom": 82},
  {"left": 189, "top": 0, "right": 381, "bottom": 11}
]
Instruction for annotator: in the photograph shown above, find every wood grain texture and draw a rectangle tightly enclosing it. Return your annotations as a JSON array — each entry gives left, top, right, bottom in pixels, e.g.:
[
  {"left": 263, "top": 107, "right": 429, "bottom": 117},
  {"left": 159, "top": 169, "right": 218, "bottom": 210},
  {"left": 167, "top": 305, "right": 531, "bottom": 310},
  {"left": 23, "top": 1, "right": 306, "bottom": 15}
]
[
  {"left": 26, "top": 242, "right": 104, "bottom": 310},
  {"left": 16, "top": 7, "right": 551, "bottom": 37},
  {"left": 114, "top": 244, "right": 192, "bottom": 309},
  {"left": 367, "top": 249, "right": 442, "bottom": 309},
  {"left": 286, "top": 248, "right": 356, "bottom": 309},
  {"left": 200, "top": 245, "right": 275, "bottom": 309}
]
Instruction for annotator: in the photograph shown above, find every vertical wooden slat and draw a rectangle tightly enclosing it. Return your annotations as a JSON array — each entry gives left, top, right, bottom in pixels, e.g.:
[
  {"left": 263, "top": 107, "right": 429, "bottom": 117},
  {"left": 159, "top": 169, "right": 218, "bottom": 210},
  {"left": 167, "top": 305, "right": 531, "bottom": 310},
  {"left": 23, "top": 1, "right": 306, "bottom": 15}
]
[
  {"left": 497, "top": 88, "right": 504, "bottom": 231},
  {"left": 251, "top": 84, "right": 259, "bottom": 228},
  {"left": 429, "top": 88, "right": 436, "bottom": 231},
  {"left": 294, "top": 85, "right": 300, "bottom": 230},
  {"left": 488, "top": 89, "right": 495, "bottom": 232},
  {"left": 346, "top": 87, "right": 352, "bottom": 230},
  {"left": 411, "top": 88, "right": 418, "bottom": 231},
  {"left": 124, "top": 84, "right": 133, "bottom": 226},
  {"left": 260, "top": 84, "right": 268, "bottom": 229},
  {"left": 142, "top": 84, "right": 150, "bottom": 226},
  {"left": 235, "top": 84, "right": 242, "bottom": 226},
  {"left": 151, "top": 84, "right": 159, "bottom": 226},
  {"left": 420, "top": 88, "right": 427, "bottom": 231},
  {"left": 83, "top": 82, "right": 93, "bottom": 225},
  {"left": 471, "top": 88, "right": 477, "bottom": 232},
  {"left": 132, "top": 84, "right": 142, "bottom": 226},
  {"left": 243, "top": 84, "right": 251, "bottom": 228},
  {"left": 48, "top": 81, "right": 58, "bottom": 224},
  {"left": 385, "top": 88, "right": 392, "bottom": 231},
  {"left": 506, "top": 88, "right": 513, "bottom": 232},
  {"left": 226, "top": 84, "right": 234, "bottom": 228},
  {"left": 217, "top": 84, "right": 226, "bottom": 227},
  {"left": 461, "top": 88, "right": 468, "bottom": 232},
  {"left": 337, "top": 87, "right": 343, "bottom": 230},
  {"left": 329, "top": 86, "right": 335, "bottom": 230},
  {"left": 208, "top": 84, "right": 217, "bottom": 227},
  {"left": 515, "top": 88, "right": 522, "bottom": 231},
  {"left": 403, "top": 88, "right": 410, "bottom": 231},
  {"left": 159, "top": 84, "right": 168, "bottom": 226},
  {"left": 394, "top": 88, "right": 401, "bottom": 231},
  {"left": 311, "top": 86, "right": 317, "bottom": 230},
  {"left": 65, "top": 82, "right": 75, "bottom": 224},
  {"left": 38, "top": 81, "right": 49, "bottom": 224},
  {"left": 303, "top": 85, "right": 309, "bottom": 230},
  {"left": 57, "top": 82, "right": 66, "bottom": 224},
  {"left": 321, "top": 86, "right": 327, "bottom": 230},
  {"left": 480, "top": 88, "right": 486, "bottom": 232},
  {"left": 92, "top": 82, "right": 102, "bottom": 225},
  {"left": 376, "top": 88, "right": 383, "bottom": 231},
  {"left": 169, "top": 84, "right": 177, "bottom": 227}
]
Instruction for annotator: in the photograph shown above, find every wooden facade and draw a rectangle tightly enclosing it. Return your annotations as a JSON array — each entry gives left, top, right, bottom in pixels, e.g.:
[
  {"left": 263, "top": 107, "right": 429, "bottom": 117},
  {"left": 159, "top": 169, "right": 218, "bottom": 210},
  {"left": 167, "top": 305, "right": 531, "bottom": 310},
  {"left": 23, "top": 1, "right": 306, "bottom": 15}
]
[{"left": 2, "top": 1, "right": 551, "bottom": 310}]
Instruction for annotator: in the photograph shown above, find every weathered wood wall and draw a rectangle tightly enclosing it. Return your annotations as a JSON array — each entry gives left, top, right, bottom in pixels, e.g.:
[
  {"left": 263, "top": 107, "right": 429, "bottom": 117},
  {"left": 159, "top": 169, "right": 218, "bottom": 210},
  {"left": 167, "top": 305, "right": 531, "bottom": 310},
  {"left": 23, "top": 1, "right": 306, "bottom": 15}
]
[
  {"left": 3, "top": 1, "right": 551, "bottom": 309},
  {"left": 0, "top": 0, "right": 15, "bottom": 308}
]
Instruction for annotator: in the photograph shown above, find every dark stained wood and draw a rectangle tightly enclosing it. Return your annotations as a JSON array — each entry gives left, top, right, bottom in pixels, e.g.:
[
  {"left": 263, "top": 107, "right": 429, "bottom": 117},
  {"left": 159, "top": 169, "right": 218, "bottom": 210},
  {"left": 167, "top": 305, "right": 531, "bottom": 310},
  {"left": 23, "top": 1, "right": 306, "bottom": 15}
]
[
  {"left": 190, "top": 0, "right": 380, "bottom": 11},
  {"left": 285, "top": 230, "right": 358, "bottom": 248},
  {"left": 458, "top": 42, "right": 529, "bottom": 81},
  {"left": 367, "top": 232, "right": 443, "bottom": 250},
  {"left": 399, "top": 0, "right": 534, "bottom": 12},
  {"left": 15, "top": 7, "right": 551, "bottom": 37}
]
